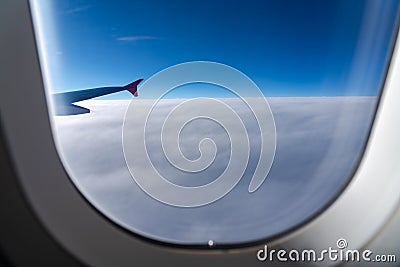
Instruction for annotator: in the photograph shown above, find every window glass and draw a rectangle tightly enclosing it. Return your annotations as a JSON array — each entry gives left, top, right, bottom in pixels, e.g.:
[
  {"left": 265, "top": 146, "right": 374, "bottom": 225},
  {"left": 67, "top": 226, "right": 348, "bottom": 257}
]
[{"left": 30, "top": 0, "right": 400, "bottom": 246}]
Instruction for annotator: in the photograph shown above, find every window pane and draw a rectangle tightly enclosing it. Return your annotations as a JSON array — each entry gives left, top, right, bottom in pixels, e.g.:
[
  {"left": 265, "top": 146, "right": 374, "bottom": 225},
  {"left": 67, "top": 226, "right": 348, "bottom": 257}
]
[{"left": 30, "top": 0, "right": 400, "bottom": 245}]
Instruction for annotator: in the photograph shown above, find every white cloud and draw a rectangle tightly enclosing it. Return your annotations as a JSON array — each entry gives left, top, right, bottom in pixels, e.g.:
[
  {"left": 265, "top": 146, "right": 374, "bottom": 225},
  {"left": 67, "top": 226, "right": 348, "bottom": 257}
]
[
  {"left": 116, "top": 36, "right": 159, "bottom": 42},
  {"left": 52, "top": 97, "right": 376, "bottom": 244},
  {"left": 65, "top": 5, "right": 91, "bottom": 14}
]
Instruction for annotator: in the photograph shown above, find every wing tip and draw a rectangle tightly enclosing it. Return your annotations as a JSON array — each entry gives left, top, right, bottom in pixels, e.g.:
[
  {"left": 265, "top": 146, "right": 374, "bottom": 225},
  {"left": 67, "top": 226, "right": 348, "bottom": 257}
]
[{"left": 125, "top": 78, "right": 144, "bottom": 96}]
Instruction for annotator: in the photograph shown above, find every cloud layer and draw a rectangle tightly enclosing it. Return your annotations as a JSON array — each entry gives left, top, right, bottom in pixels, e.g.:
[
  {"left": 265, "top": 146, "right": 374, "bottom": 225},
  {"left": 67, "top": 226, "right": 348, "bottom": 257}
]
[{"left": 53, "top": 97, "right": 376, "bottom": 245}]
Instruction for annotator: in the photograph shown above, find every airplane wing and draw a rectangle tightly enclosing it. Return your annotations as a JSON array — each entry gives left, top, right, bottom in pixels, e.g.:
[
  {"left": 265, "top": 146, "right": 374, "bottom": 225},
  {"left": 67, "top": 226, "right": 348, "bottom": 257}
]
[{"left": 52, "top": 79, "right": 143, "bottom": 115}]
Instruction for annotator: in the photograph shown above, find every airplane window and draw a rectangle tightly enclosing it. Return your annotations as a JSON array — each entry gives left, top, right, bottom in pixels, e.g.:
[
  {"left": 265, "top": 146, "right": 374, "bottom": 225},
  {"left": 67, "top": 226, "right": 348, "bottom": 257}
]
[{"left": 30, "top": 0, "right": 400, "bottom": 246}]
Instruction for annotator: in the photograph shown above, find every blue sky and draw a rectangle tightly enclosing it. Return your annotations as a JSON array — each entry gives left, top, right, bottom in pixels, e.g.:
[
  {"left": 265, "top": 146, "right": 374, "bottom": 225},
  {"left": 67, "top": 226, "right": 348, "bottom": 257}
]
[{"left": 33, "top": 0, "right": 399, "bottom": 98}]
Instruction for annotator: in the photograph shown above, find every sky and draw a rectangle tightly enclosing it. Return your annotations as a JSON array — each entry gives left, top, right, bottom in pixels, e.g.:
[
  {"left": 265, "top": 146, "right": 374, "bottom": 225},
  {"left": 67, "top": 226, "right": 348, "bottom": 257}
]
[
  {"left": 28, "top": 0, "right": 400, "bottom": 245},
  {"left": 32, "top": 0, "right": 400, "bottom": 98}
]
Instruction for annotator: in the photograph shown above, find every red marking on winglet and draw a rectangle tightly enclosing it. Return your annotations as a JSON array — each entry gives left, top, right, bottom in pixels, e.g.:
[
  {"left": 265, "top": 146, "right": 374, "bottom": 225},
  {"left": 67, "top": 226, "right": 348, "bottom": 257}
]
[{"left": 125, "top": 79, "right": 143, "bottom": 96}]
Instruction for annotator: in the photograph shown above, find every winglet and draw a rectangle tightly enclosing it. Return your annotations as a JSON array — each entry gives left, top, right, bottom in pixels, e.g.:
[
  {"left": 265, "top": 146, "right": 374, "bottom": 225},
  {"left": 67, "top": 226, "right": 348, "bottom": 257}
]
[{"left": 124, "top": 79, "right": 143, "bottom": 97}]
